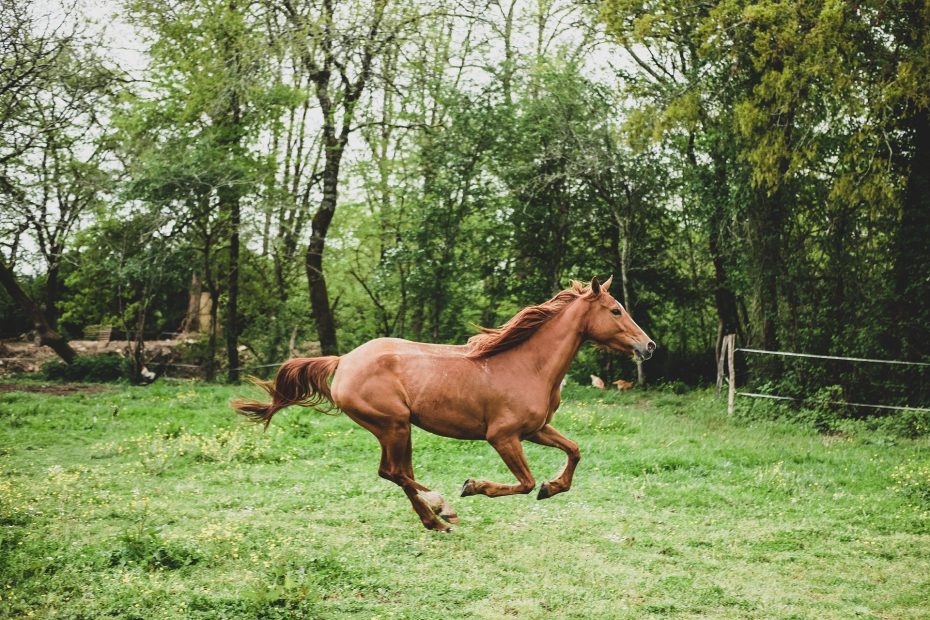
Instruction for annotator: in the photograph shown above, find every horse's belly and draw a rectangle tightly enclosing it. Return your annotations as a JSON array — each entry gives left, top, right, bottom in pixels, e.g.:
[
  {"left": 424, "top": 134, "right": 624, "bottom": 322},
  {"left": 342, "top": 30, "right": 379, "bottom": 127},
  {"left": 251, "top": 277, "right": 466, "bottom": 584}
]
[{"left": 409, "top": 409, "right": 486, "bottom": 440}]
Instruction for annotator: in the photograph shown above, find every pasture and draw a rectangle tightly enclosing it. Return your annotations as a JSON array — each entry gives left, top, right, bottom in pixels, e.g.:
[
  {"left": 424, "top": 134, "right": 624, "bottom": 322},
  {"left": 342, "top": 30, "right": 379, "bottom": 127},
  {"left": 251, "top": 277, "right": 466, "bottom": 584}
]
[{"left": 1, "top": 381, "right": 929, "bottom": 619}]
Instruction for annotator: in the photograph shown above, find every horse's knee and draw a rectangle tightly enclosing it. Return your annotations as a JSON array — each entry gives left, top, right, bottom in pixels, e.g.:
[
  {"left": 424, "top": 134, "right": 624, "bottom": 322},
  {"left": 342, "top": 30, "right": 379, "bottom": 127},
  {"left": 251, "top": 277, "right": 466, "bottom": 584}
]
[
  {"left": 568, "top": 445, "right": 581, "bottom": 463},
  {"left": 517, "top": 478, "right": 536, "bottom": 494}
]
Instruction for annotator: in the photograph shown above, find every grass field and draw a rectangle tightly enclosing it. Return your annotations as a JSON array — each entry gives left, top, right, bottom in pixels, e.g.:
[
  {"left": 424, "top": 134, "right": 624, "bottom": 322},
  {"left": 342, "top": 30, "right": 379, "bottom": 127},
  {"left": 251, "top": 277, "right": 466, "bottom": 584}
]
[{"left": 1, "top": 380, "right": 929, "bottom": 619}]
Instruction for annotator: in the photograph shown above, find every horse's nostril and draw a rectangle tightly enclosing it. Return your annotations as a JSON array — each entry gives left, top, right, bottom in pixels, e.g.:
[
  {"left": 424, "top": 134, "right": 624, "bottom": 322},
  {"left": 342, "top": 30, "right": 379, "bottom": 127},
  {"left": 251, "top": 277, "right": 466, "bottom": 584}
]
[{"left": 647, "top": 341, "right": 656, "bottom": 352}]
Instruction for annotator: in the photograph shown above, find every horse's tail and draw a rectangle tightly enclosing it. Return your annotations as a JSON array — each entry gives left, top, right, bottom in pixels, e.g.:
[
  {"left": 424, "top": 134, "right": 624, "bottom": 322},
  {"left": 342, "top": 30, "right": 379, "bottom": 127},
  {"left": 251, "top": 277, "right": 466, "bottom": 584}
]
[{"left": 232, "top": 356, "right": 340, "bottom": 429}]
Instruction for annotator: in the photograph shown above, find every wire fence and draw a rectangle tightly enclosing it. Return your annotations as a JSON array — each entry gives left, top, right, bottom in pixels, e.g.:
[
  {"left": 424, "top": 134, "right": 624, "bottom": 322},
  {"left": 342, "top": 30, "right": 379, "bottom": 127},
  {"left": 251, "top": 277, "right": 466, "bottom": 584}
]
[
  {"left": 732, "top": 347, "right": 930, "bottom": 414},
  {"left": 736, "top": 391, "right": 930, "bottom": 414},
  {"left": 735, "top": 348, "right": 930, "bottom": 367}
]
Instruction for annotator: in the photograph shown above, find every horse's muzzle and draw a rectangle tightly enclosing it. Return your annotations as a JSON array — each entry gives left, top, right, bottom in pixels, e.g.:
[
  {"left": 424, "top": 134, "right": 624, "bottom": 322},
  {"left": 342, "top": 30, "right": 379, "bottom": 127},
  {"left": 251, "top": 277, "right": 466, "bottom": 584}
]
[{"left": 636, "top": 340, "right": 656, "bottom": 361}]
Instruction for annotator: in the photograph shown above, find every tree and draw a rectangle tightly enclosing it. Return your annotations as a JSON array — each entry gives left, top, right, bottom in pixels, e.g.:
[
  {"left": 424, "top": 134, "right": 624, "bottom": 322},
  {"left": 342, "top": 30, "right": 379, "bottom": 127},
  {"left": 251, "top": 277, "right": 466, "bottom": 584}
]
[
  {"left": 276, "top": 0, "right": 415, "bottom": 355},
  {"left": 124, "top": 0, "right": 291, "bottom": 380},
  {"left": 0, "top": 0, "right": 115, "bottom": 362},
  {"left": 63, "top": 212, "right": 191, "bottom": 382}
]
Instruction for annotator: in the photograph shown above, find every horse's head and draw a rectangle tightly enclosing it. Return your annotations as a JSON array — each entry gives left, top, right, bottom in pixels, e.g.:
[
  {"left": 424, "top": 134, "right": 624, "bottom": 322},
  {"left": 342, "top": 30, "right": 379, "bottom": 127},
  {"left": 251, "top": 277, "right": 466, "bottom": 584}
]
[{"left": 581, "top": 276, "right": 656, "bottom": 362}]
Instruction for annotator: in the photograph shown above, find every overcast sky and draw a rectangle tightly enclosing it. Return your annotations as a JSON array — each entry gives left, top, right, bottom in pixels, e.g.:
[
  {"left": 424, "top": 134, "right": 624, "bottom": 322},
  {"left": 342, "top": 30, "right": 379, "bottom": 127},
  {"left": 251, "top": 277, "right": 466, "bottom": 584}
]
[{"left": 38, "top": 0, "right": 149, "bottom": 76}]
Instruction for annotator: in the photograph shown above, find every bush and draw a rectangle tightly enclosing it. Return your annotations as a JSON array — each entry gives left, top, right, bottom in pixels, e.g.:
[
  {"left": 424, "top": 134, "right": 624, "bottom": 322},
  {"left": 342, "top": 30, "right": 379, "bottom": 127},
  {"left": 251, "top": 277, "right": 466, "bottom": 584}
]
[
  {"left": 877, "top": 408, "right": 930, "bottom": 439},
  {"left": 42, "top": 353, "right": 128, "bottom": 382}
]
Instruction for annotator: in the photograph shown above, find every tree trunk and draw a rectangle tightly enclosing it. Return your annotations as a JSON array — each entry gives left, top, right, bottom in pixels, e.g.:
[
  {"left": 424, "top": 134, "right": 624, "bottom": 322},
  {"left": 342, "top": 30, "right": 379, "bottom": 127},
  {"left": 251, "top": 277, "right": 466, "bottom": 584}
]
[
  {"left": 206, "top": 282, "right": 219, "bottom": 382},
  {"left": 201, "top": 225, "right": 219, "bottom": 382},
  {"left": 696, "top": 130, "right": 740, "bottom": 341},
  {"left": 128, "top": 301, "right": 147, "bottom": 384},
  {"left": 615, "top": 217, "right": 645, "bottom": 384},
  {"left": 893, "top": 108, "right": 930, "bottom": 360},
  {"left": 709, "top": 226, "right": 740, "bottom": 336},
  {"left": 292, "top": 0, "right": 385, "bottom": 356},
  {"left": 709, "top": 200, "right": 740, "bottom": 341},
  {"left": 306, "top": 150, "right": 341, "bottom": 355},
  {"left": 45, "top": 259, "right": 61, "bottom": 329},
  {"left": 181, "top": 272, "right": 203, "bottom": 333},
  {"left": 224, "top": 188, "right": 240, "bottom": 382},
  {"left": 221, "top": 1, "right": 243, "bottom": 382},
  {"left": 0, "top": 259, "right": 77, "bottom": 363},
  {"left": 501, "top": 0, "right": 517, "bottom": 107},
  {"left": 750, "top": 189, "right": 782, "bottom": 347},
  {"left": 744, "top": 108, "right": 791, "bottom": 380}
]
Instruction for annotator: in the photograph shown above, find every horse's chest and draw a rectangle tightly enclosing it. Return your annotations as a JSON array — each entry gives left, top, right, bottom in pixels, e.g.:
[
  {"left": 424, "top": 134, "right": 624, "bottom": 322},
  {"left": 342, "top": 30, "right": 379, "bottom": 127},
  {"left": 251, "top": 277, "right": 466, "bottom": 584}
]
[{"left": 517, "top": 392, "right": 560, "bottom": 434}]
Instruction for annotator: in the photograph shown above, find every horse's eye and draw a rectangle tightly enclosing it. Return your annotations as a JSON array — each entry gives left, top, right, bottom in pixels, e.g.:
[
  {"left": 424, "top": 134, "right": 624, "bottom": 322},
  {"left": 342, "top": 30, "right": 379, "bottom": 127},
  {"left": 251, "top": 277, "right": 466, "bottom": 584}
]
[{"left": 611, "top": 309, "right": 622, "bottom": 316}]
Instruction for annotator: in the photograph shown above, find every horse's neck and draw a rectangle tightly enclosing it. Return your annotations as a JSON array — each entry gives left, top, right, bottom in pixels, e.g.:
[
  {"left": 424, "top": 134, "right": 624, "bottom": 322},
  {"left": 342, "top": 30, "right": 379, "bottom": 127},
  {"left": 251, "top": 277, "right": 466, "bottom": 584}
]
[{"left": 509, "top": 300, "right": 586, "bottom": 389}]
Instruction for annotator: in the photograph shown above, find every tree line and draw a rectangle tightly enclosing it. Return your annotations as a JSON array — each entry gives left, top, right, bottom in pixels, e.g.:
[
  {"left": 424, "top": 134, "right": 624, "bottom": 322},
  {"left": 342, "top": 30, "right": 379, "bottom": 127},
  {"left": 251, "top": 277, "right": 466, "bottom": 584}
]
[{"left": 1, "top": 0, "right": 928, "bottom": 406}]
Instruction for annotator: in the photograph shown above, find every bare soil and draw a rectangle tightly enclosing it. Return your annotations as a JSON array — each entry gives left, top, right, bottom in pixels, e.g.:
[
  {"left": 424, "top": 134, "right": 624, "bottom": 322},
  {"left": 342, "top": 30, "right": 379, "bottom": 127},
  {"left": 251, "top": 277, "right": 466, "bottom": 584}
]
[
  {"left": 0, "top": 338, "right": 180, "bottom": 375},
  {"left": 0, "top": 382, "right": 110, "bottom": 395}
]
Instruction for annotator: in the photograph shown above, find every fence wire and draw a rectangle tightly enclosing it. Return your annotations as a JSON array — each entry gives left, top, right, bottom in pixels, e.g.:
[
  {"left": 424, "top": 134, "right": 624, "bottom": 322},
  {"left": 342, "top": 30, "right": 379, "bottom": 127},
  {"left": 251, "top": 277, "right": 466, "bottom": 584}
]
[{"left": 734, "top": 348, "right": 930, "bottom": 414}]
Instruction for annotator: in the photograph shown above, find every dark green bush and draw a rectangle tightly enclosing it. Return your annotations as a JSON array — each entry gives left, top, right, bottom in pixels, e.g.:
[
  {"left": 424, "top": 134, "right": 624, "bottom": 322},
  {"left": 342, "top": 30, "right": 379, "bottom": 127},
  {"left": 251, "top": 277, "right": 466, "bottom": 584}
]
[
  {"left": 877, "top": 408, "right": 930, "bottom": 439},
  {"left": 42, "top": 353, "right": 128, "bottom": 382}
]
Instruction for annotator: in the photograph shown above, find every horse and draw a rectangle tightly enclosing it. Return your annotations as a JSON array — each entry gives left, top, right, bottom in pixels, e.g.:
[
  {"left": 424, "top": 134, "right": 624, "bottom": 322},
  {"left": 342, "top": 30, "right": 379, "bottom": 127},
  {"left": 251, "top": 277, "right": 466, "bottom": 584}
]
[{"left": 232, "top": 276, "right": 655, "bottom": 531}]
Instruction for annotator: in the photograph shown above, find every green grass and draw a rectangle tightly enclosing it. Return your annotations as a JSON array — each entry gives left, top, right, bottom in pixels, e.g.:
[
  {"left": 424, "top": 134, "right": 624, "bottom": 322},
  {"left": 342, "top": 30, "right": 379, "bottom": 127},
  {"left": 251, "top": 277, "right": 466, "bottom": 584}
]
[{"left": 1, "top": 380, "right": 929, "bottom": 619}]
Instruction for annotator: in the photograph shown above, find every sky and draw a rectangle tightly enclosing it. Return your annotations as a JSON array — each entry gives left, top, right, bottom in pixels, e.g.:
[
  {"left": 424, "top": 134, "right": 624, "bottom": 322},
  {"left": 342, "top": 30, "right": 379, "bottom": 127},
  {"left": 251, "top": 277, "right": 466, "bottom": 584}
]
[{"left": 37, "top": 0, "right": 149, "bottom": 77}]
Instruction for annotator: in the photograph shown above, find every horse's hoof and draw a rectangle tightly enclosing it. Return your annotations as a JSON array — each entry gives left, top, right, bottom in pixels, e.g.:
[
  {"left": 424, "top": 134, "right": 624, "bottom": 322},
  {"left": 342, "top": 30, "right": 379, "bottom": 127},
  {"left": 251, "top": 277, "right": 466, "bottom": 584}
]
[
  {"left": 537, "top": 483, "right": 552, "bottom": 500},
  {"left": 460, "top": 479, "right": 476, "bottom": 497},
  {"left": 422, "top": 518, "right": 452, "bottom": 532}
]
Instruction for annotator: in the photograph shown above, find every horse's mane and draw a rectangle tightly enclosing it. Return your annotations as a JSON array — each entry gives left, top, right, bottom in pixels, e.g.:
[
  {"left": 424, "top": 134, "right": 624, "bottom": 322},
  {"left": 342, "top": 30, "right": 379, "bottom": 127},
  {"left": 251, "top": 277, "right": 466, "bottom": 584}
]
[{"left": 466, "top": 280, "right": 589, "bottom": 359}]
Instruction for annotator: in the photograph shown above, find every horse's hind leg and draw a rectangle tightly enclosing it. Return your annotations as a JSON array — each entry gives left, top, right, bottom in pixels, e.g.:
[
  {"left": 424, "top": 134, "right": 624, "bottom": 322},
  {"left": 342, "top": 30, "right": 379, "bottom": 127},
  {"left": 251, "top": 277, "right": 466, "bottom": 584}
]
[
  {"left": 376, "top": 426, "right": 458, "bottom": 528},
  {"left": 398, "top": 431, "right": 458, "bottom": 524},
  {"left": 338, "top": 400, "right": 454, "bottom": 531},
  {"left": 527, "top": 424, "right": 580, "bottom": 499},
  {"left": 461, "top": 433, "right": 536, "bottom": 498}
]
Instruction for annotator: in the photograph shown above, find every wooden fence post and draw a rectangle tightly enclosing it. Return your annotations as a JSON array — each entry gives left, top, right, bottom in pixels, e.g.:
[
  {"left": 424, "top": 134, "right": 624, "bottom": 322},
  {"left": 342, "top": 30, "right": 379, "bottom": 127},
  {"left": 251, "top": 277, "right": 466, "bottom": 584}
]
[
  {"left": 716, "top": 334, "right": 726, "bottom": 398},
  {"left": 727, "top": 334, "right": 736, "bottom": 416}
]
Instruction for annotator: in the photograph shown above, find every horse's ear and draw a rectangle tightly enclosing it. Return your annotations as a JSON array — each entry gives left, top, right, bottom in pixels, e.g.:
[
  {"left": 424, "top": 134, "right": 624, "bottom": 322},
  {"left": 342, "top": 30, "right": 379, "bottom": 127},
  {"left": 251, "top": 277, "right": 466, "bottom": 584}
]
[
  {"left": 602, "top": 275, "right": 614, "bottom": 292},
  {"left": 590, "top": 276, "right": 602, "bottom": 296}
]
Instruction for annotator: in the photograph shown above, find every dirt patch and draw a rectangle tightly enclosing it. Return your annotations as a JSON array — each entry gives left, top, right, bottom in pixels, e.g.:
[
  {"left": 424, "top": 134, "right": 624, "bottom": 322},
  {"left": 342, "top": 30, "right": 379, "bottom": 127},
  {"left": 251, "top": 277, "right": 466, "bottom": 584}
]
[
  {"left": 0, "top": 383, "right": 110, "bottom": 396},
  {"left": 0, "top": 338, "right": 181, "bottom": 375}
]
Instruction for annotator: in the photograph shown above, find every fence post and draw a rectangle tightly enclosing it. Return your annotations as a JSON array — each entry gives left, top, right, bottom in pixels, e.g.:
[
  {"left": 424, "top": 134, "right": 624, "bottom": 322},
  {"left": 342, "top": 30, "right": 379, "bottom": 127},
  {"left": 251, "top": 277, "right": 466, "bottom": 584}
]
[
  {"left": 727, "top": 334, "right": 736, "bottom": 416},
  {"left": 716, "top": 334, "right": 726, "bottom": 398}
]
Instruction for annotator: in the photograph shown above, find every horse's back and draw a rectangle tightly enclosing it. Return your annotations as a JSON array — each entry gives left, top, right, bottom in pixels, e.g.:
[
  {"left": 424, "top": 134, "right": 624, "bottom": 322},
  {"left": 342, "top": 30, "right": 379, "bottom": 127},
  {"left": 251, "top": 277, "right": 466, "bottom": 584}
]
[
  {"left": 330, "top": 337, "right": 491, "bottom": 438},
  {"left": 331, "top": 337, "right": 471, "bottom": 399},
  {"left": 339, "top": 337, "right": 469, "bottom": 367}
]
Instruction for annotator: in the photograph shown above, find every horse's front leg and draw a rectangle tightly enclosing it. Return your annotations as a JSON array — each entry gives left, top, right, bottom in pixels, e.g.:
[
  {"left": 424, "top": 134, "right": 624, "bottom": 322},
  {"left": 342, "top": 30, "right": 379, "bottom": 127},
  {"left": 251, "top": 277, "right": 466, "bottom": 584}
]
[
  {"left": 527, "top": 424, "right": 580, "bottom": 499},
  {"left": 461, "top": 433, "right": 536, "bottom": 497}
]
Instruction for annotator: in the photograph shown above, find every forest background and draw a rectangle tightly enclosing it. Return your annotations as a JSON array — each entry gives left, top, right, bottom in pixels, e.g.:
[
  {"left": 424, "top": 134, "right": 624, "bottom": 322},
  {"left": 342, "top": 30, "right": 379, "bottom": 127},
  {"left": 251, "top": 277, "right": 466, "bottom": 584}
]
[{"left": 2, "top": 0, "right": 929, "bottom": 410}]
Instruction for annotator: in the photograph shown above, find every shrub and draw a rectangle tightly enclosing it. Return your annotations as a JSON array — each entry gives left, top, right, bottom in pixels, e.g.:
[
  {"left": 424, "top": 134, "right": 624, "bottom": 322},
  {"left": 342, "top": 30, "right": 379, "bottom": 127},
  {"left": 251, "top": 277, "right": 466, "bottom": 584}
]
[
  {"left": 878, "top": 408, "right": 930, "bottom": 439},
  {"left": 42, "top": 353, "right": 128, "bottom": 382}
]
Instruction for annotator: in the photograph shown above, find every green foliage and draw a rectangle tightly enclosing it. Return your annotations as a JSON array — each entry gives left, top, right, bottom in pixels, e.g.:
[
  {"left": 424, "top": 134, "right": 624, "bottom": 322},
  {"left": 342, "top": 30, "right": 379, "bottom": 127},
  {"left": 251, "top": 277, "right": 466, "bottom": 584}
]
[
  {"left": 0, "top": 281, "right": 33, "bottom": 338},
  {"left": 880, "top": 408, "right": 930, "bottom": 440},
  {"left": 60, "top": 214, "right": 192, "bottom": 339},
  {"left": 42, "top": 353, "right": 128, "bottom": 382}
]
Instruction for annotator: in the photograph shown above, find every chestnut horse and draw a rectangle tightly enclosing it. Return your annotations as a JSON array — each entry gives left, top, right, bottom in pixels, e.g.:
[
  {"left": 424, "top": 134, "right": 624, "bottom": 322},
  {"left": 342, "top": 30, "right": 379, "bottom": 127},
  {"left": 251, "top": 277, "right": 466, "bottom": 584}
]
[{"left": 233, "top": 276, "right": 654, "bottom": 531}]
